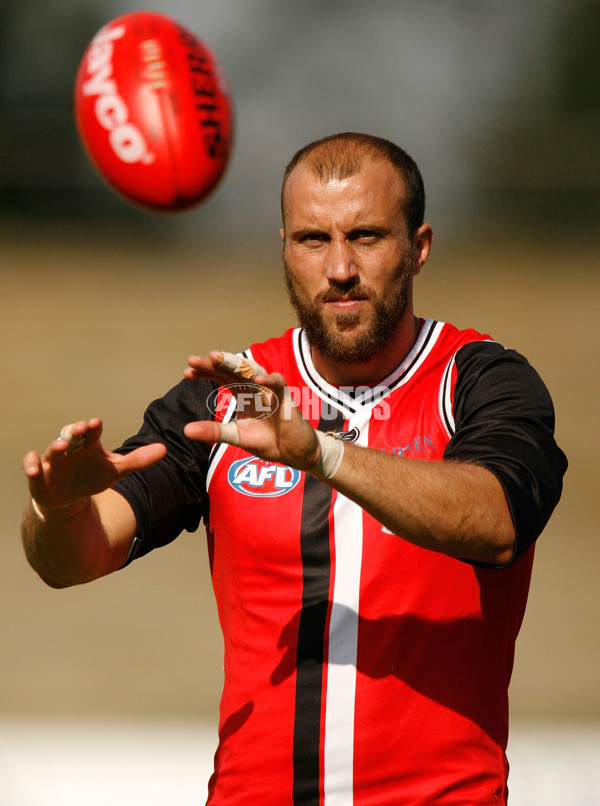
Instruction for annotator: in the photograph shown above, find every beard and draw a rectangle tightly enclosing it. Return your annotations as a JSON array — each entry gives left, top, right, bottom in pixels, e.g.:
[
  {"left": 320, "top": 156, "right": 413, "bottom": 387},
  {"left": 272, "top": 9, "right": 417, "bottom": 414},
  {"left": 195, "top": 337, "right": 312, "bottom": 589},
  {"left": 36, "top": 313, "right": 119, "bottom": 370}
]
[{"left": 283, "top": 252, "right": 415, "bottom": 364}]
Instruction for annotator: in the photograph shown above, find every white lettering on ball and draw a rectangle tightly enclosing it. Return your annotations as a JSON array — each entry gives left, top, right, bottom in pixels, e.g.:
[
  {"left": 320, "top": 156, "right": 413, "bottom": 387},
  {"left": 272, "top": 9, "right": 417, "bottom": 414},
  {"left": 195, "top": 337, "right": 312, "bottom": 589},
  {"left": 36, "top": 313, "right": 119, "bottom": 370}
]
[
  {"left": 82, "top": 24, "right": 154, "bottom": 165},
  {"left": 109, "top": 124, "right": 149, "bottom": 163}
]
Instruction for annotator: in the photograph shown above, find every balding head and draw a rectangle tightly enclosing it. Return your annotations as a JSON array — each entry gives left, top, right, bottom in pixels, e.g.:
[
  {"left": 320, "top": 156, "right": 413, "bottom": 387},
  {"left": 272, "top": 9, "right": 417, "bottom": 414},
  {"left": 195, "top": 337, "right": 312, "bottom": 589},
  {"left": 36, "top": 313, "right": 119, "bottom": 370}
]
[{"left": 281, "top": 133, "right": 425, "bottom": 237}]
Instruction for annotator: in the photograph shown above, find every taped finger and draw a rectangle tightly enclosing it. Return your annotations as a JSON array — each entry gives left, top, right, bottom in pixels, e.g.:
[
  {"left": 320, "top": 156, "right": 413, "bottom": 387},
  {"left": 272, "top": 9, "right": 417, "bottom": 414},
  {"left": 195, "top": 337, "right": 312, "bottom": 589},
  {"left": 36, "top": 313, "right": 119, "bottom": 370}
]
[
  {"left": 219, "top": 421, "right": 242, "bottom": 447},
  {"left": 217, "top": 351, "right": 266, "bottom": 381},
  {"left": 59, "top": 424, "right": 86, "bottom": 454}
]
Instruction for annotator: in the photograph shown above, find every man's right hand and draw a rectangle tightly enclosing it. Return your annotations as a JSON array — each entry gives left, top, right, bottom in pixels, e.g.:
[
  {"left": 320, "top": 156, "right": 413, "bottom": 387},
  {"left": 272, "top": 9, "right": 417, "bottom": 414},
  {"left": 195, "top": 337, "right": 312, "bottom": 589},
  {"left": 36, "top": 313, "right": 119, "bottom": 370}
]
[
  {"left": 23, "top": 417, "right": 166, "bottom": 513},
  {"left": 21, "top": 418, "right": 166, "bottom": 587}
]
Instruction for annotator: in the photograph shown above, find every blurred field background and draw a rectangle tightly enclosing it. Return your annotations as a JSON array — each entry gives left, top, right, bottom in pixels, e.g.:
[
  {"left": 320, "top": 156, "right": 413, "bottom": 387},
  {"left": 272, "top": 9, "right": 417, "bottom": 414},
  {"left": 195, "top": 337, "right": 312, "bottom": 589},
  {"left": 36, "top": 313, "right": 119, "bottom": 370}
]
[{"left": 1, "top": 1, "right": 599, "bottom": 803}]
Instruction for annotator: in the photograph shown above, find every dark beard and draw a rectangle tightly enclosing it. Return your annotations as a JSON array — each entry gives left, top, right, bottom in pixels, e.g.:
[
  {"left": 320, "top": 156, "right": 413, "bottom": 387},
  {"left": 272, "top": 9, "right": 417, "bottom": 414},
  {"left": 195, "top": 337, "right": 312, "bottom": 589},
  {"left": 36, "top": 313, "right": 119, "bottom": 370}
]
[{"left": 283, "top": 255, "right": 414, "bottom": 364}]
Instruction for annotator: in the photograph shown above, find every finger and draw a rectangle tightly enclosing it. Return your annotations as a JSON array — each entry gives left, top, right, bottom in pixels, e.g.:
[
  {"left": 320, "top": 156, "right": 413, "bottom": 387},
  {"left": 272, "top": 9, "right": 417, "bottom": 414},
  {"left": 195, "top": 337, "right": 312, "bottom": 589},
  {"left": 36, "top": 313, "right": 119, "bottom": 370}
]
[
  {"left": 59, "top": 423, "right": 87, "bottom": 454},
  {"left": 185, "top": 420, "right": 241, "bottom": 447},
  {"left": 184, "top": 420, "right": 222, "bottom": 444},
  {"left": 186, "top": 352, "right": 267, "bottom": 384},
  {"left": 185, "top": 355, "right": 229, "bottom": 383},
  {"left": 82, "top": 417, "right": 103, "bottom": 438},
  {"left": 251, "top": 371, "right": 287, "bottom": 391},
  {"left": 251, "top": 372, "right": 297, "bottom": 420},
  {"left": 218, "top": 421, "right": 242, "bottom": 446},
  {"left": 57, "top": 418, "right": 103, "bottom": 454},
  {"left": 23, "top": 450, "right": 42, "bottom": 479},
  {"left": 215, "top": 351, "right": 266, "bottom": 381},
  {"left": 23, "top": 451, "right": 53, "bottom": 501},
  {"left": 186, "top": 355, "right": 214, "bottom": 372},
  {"left": 114, "top": 442, "right": 167, "bottom": 475}
]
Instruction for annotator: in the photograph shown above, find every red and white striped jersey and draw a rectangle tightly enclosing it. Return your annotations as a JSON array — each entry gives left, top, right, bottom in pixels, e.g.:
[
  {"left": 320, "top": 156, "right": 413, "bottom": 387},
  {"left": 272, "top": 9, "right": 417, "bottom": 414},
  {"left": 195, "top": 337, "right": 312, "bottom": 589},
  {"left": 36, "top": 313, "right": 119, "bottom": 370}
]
[{"left": 114, "top": 319, "right": 567, "bottom": 805}]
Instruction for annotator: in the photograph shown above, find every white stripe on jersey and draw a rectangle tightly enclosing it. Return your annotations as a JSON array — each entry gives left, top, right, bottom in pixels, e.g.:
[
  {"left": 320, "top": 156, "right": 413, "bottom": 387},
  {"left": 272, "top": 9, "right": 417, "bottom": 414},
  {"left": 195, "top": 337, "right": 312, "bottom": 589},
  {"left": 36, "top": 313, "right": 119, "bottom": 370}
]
[
  {"left": 206, "top": 348, "right": 261, "bottom": 490},
  {"left": 323, "top": 414, "right": 369, "bottom": 804},
  {"left": 293, "top": 320, "right": 445, "bottom": 420},
  {"left": 438, "top": 338, "right": 495, "bottom": 440},
  {"left": 439, "top": 354, "right": 457, "bottom": 439},
  {"left": 294, "top": 330, "right": 358, "bottom": 420},
  {"left": 206, "top": 394, "right": 238, "bottom": 491}
]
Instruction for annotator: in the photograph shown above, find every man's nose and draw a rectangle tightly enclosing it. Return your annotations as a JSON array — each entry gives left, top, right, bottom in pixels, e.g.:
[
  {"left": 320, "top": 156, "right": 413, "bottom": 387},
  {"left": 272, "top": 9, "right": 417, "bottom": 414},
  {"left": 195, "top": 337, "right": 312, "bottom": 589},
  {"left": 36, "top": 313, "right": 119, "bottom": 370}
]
[{"left": 325, "top": 240, "right": 358, "bottom": 282}]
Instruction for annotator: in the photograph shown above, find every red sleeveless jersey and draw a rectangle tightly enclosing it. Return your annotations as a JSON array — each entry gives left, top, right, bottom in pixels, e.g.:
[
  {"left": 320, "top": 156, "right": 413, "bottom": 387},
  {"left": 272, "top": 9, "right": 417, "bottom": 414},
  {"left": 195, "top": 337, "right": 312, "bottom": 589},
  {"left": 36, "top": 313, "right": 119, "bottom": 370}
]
[{"left": 202, "top": 320, "right": 534, "bottom": 805}]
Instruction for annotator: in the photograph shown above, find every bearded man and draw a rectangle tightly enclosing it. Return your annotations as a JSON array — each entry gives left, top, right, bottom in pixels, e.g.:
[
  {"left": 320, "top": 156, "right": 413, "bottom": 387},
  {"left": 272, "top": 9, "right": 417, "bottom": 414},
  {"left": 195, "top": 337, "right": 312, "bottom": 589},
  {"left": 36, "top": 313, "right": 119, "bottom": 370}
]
[{"left": 22, "top": 133, "right": 567, "bottom": 805}]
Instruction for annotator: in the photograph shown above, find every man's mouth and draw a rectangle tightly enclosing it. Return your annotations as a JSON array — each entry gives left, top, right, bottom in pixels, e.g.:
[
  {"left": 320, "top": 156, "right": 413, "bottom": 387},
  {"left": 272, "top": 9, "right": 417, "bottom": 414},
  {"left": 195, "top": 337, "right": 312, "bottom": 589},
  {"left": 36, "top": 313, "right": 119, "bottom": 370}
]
[
  {"left": 321, "top": 290, "right": 370, "bottom": 305},
  {"left": 326, "top": 297, "right": 366, "bottom": 310}
]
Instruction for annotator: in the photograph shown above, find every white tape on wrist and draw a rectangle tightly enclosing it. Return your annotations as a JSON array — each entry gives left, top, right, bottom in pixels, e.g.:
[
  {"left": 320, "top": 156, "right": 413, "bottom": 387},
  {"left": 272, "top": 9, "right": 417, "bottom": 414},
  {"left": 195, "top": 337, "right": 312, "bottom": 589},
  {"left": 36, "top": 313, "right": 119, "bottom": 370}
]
[{"left": 309, "top": 431, "right": 345, "bottom": 480}]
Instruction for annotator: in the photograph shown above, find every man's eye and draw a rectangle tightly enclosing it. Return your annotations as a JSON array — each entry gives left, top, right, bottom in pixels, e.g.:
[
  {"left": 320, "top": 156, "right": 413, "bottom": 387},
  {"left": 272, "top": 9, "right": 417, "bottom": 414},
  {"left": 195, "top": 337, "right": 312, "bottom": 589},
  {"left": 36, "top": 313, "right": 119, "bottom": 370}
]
[
  {"left": 301, "top": 233, "right": 327, "bottom": 246},
  {"left": 352, "top": 230, "right": 379, "bottom": 243}
]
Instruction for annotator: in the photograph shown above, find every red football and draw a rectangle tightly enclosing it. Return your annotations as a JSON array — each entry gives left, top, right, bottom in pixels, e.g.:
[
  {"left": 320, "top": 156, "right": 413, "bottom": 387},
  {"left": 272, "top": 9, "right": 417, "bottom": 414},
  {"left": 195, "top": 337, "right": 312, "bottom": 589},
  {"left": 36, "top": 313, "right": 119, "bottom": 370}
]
[{"left": 74, "top": 12, "right": 233, "bottom": 211}]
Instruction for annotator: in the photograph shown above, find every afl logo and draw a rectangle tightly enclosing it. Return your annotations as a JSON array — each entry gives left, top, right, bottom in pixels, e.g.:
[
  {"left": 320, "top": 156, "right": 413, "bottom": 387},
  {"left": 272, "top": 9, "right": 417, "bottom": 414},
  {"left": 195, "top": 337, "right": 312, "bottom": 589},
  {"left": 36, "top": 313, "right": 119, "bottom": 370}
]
[
  {"left": 228, "top": 457, "right": 301, "bottom": 498},
  {"left": 207, "top": 383, "right": 278, "bottom": 421}
]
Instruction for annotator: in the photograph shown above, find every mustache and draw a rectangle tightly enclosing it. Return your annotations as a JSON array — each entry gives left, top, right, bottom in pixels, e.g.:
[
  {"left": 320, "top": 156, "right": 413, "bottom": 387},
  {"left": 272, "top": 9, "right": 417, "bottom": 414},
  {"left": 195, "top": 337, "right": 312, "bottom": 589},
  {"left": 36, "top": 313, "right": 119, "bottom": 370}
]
[{"left": 317, "top": 285, "right": 373, "bottom": 304}]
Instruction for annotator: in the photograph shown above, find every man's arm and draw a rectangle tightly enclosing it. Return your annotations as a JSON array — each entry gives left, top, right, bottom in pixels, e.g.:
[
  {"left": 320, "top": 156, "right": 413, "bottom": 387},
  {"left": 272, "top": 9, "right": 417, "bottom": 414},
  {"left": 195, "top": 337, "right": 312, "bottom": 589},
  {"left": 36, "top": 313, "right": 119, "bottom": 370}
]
[
  {"left": 183, "top": 353, "right": 515, "bottom": 566},
  {"left": 21, "top": 490, "right": 137, "bottom": 588},
  {"left": 21, "top": 417, "right": 166, "bottom": 587},
  {"left": 315, "top": 440, "right": 515, "bottom": 565}
]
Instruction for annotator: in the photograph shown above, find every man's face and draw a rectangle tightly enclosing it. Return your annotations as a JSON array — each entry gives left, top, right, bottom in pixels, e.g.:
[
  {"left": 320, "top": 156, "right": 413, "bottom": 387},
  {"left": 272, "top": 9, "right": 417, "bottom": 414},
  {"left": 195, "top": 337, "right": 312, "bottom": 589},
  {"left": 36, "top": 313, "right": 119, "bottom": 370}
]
[{"left": 281, "top": 158, "right": 419, "bottom": 365}]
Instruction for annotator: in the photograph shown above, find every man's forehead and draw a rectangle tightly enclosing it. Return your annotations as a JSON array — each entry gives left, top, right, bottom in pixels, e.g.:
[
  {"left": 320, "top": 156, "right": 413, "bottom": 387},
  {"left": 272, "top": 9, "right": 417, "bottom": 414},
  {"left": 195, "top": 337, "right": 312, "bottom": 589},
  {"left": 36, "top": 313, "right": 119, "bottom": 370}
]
[
  {"left": 287, "top": 154, "right": 399, "bottom": 186},
  {"left": 283, "top": 157, "right": 405, "bottom": 219}
]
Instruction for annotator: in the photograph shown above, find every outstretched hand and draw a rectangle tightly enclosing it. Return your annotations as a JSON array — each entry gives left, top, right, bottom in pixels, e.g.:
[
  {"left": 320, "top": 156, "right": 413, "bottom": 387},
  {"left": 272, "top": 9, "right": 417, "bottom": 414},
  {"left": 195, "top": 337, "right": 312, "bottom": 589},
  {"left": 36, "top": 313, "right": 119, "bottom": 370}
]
[
  {"left": 184, "top": 352, "right": 321, "bottom": 471},
  {"left": 22, "top": 417, "right": 166, "bottom": 512}
]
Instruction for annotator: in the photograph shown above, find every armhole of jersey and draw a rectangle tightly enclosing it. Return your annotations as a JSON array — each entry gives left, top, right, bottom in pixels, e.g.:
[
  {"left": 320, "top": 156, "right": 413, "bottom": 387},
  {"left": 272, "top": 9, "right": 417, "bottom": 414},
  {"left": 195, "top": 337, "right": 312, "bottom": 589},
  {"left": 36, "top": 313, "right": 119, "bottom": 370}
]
[{"left": 439, "top": 353, "right": 457, "bottom": 438}]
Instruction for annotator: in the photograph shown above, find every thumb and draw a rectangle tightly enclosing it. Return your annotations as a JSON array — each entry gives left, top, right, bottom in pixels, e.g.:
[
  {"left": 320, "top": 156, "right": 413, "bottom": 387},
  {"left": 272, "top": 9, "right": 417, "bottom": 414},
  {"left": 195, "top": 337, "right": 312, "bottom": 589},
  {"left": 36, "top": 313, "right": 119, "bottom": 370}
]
[{"left": 115, "top": 443, "right": 167, "bottom": 476}]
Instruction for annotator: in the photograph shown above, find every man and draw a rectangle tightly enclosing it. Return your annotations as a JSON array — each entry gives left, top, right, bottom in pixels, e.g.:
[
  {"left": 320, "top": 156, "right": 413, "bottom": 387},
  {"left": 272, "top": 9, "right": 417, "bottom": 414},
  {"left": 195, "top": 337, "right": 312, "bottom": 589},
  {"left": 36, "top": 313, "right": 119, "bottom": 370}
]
[{"left": 22, "top": 133, "right": 567, "bottom": 804}]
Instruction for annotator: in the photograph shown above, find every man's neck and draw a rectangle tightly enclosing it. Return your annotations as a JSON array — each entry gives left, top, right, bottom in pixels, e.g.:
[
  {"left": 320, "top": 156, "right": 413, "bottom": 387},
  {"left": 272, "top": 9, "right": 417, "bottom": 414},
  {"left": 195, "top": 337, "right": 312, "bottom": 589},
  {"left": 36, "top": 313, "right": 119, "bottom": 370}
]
[{"left": 310, "top": 315, "right": 422, "bottom": 386}]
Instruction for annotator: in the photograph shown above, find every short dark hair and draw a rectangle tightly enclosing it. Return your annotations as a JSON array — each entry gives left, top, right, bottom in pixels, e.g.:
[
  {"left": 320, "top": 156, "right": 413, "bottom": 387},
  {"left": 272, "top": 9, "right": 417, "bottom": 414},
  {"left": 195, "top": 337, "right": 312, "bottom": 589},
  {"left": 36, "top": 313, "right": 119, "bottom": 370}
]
[{"left": 281, "top": 132, "right": 425, "bottom": 236}]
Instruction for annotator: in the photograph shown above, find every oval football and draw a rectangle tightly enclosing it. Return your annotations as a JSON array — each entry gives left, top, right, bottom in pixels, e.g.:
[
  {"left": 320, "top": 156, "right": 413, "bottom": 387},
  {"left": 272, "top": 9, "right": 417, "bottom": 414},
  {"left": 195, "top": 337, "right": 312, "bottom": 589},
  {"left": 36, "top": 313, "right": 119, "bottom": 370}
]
[{"left": 74, "top": 11, "right": 233, "bottom": 211}]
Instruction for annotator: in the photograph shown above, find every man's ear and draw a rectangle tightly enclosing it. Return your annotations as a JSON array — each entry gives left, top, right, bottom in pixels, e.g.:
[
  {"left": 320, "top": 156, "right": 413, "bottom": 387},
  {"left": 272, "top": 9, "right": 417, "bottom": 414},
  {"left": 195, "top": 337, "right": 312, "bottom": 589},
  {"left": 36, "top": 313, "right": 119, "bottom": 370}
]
[{"left": 411, "top": 223, "right": 433, "bottom": 276}]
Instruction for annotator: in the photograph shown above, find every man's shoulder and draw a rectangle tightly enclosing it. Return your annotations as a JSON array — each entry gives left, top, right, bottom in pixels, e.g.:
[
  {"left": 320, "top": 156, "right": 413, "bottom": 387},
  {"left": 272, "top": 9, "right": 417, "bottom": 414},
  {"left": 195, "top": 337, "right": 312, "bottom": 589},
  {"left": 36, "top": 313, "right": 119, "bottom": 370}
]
[
  {"left": 434, "top": 319, "right": 494, "bottom": 349},
  {"left": 416, "top": 319, "right": 495, "bottom": 374},
  {"left": 432, "top": 320, "right": 538, "bottom": 387},
  {"left": 246, "top": 327, "right": 299, "bottom": 371}
]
